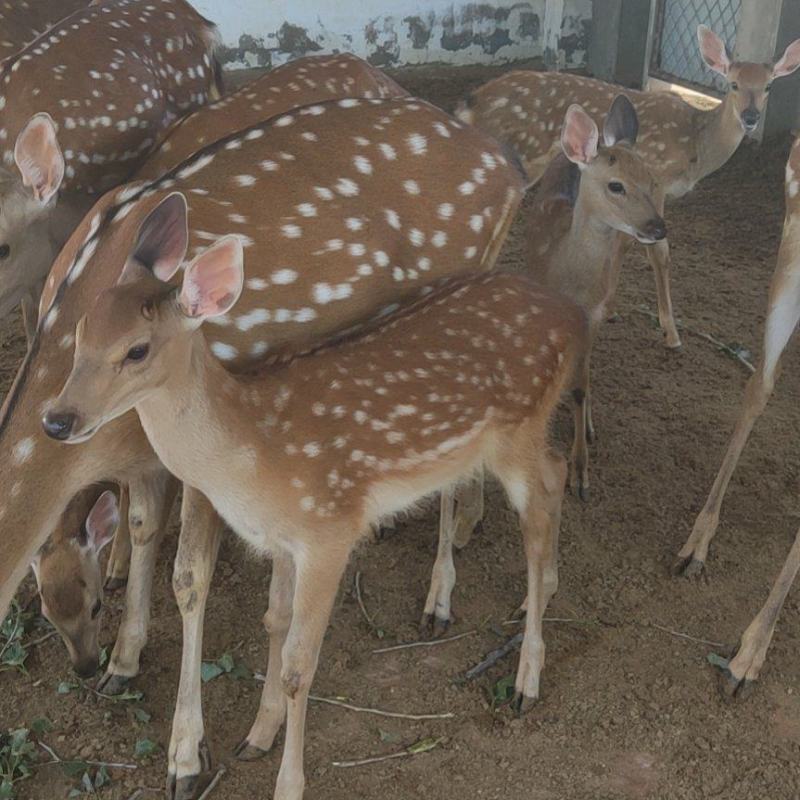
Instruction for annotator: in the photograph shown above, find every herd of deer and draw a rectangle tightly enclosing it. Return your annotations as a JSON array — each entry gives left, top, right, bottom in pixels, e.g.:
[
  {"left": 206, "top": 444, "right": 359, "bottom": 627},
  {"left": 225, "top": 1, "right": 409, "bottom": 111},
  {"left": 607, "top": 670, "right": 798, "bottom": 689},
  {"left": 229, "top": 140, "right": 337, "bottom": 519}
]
[{"left": 0, "top": 1, "right": 799, "bottom": 798}]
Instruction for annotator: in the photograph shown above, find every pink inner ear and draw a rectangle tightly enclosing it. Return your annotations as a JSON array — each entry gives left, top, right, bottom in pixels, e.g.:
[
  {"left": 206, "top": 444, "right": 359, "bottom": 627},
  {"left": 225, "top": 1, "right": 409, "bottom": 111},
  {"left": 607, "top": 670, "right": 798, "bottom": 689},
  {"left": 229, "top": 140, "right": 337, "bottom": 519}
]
[
  {"left": 14, "top": 114, "right": 65, "bottom": 204},
  {"left": 561, "top": 106, "right": 598, "bottom": 165},
  {"left": 697, "top": 26, "right": 731, "bottom": 75},
  {"left": 179, "top": 237, "right": 244, "bottom": 319},
  {"left": 774, "top": 38, "right": 800, "bottom": 78},
  {"left": 86, "top": 491, "right": 119, "bottom": 553}
]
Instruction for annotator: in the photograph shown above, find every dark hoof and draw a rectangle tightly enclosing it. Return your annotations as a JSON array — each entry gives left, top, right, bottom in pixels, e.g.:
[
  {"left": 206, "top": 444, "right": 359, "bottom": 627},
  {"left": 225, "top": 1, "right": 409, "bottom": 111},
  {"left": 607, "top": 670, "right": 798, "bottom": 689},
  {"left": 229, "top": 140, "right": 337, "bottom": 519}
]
[
  {"left": 511, "top": 691, "right": 538, "bottom": 715},
  {"left": 96, "top": 672, "right": 130, "bottom": 696},
  {"left": 419, "top": 612, "right": 452, "bottom": 638},
  {"left": 578, "top": 484, "right": 590, "bottom": 503},
  {"left": 586, "top": 428, "right": 597, "bottom": 445},
  {"left": 234, "top": 738, "right": 269, "bottom": 761},
  {"left": 664, "top": 338, "right": 683, "bottom": 351},
  {"left": 606, "top": 312, "right": 623, "bottom": 324},
  {"left": 671, "top": 555, "right": 706, "bottom": 578},
  {"left": 717, "top": 667, "right": 755, "bottom": 703},
  {"left": 167, "top": 772, "right": 215, "bottom": 800},
  {"left": 104, "top": 576, "right": 128, "bottom": 593}
]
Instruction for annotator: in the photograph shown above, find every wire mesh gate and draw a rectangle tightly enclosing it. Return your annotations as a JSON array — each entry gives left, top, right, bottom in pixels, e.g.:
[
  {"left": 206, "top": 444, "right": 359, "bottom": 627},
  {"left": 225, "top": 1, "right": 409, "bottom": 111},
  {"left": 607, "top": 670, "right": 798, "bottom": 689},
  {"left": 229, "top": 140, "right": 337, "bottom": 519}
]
[{"left": 650, "top": 0, "right": 742, "bottom": 94}]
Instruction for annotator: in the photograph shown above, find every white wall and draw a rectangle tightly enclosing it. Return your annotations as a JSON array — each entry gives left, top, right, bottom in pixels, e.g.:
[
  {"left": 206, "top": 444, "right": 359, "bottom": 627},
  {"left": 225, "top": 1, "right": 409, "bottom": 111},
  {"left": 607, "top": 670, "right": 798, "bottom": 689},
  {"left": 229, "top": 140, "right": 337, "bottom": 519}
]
[{"left": 193, "top": 0, "right": 592, "bottom": 69}]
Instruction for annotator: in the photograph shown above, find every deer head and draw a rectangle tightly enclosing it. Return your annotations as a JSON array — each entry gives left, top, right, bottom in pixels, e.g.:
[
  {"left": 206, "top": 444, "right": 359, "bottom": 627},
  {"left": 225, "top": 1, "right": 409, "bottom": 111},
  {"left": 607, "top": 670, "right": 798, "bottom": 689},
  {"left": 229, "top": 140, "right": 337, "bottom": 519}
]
[
  {"left": 698, "top": 25, "right": 800, "bottom": 134},
  {"left": 559, "top": 97, "right": 665, "bottom": 245},
  {"left": 31, "top": 489, "right": 119, "bottom": 678}
]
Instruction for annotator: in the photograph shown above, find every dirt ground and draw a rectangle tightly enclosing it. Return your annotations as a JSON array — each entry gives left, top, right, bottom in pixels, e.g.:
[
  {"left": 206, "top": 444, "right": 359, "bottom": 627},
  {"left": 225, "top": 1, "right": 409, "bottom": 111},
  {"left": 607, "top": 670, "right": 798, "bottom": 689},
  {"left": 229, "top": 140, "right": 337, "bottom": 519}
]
[{"left": 2, "top": 59, "right": 800, "bottom": 800}]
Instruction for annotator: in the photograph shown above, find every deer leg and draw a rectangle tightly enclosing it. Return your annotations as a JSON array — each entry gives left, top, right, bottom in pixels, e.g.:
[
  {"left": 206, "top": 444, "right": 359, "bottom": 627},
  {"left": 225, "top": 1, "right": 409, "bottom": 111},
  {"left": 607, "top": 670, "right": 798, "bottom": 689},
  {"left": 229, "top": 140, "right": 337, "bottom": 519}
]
[
  {"left": 498, "top": 446, "right": 566, "bottom": 709},
  {"left": 422, "top": 486, "right": 458, "bottom": 637},
  {"left": 451, "top": 468, "right": 485, "bottom": 549},
  {"left": 167, "top": 488, "right": 221, "bottom": 800},
  {"left": 104, "top": 486, "right": 132, "bottom": 591},
  {"left": 235, "top": 551, "right": 295, "bottom": 760},
  {"left": 273, "top": 541, "right": 352, "bottom": 800},
  {"left": 98, "top": 475, "right": 178, "bottom": 695},
  {"left": 570, "top": 345, "right": 592, "bottom": 502},
  {"left": 718, "top": 524, "right": 800, "bottom": 700},
  {"left": 128, "top": 467, "right": 175, "bottom": 546},
  {"left": 675, "top": 278, "right": 800, "bottom": 576},
  {"left": 645, "top": 238, "right": 682, "bottom": 350}
]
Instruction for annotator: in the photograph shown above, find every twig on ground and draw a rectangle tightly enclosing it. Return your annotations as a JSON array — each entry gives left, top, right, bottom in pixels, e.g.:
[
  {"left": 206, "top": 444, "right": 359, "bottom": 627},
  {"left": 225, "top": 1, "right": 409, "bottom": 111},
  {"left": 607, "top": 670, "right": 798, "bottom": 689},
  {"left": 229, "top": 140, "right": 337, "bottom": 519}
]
[
  {"left": 465, "top": 633, "right": 523, "bottom": 680},
  {"left": 38, "top": 740, "right": 137, "bottom": 770},
  {"left": 310, "top": 694, "right": 453, "bottom": 720},
  {"left": 27, "top": 630, "right": 58, "bottom": 648},
  {"left": 126, "top": 791, "right": 145, "bottom": 800},
  {"left": 333, "top": 737, "right": 444, "bottom": 768},
  {"left": 354, "top": 571, "right": 382, "bottom": 636},
  {"left": 501, "top": 616, "right": 600, "bottom": 626},
  {"left": 0, "top": 614, "right": 21, "bottom": 663},
  {"left": 372, "top": 630, "right": 476, "bottom": 654},
  {"left": 632, "top": 306, "right": 755, "bottom": 373},
  {"left": 647, "top": 622, "right": 727, "bottom": 649},
  {"left": 197, "top": 766, "right": 227, "bottom": 800}
]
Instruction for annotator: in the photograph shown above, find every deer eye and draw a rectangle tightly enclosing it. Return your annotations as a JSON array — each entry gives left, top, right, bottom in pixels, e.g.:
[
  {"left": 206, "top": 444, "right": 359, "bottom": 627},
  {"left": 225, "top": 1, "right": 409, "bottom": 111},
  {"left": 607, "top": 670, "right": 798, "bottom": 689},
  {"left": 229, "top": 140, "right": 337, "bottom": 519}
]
[
  {"left": 608, "top": 181, "right": 626, "bottom": 195},
  {"left": 730, "top": 81, "right": 739, "bottom": 90},
  {"left": 0, "top": 244, "right": 9, "bottom": 260},
  {"left": 90, "top": 599, "right": 102, "bottom": 619},
  {"left": 125, "top": 343, "right": 150, "bottom": 363}
]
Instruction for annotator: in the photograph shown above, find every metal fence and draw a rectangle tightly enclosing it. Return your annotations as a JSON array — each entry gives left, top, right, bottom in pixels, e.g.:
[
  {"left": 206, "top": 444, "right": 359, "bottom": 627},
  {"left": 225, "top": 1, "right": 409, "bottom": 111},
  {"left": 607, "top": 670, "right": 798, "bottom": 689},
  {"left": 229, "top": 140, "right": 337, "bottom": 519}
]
[{"left": 650, "top": 0, "right": 742, "bottom": 93}]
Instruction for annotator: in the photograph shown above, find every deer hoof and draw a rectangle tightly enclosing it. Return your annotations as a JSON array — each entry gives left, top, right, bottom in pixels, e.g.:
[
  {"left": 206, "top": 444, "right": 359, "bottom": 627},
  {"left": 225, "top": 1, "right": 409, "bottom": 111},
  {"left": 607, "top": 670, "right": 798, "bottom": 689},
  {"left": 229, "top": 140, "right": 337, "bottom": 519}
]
[
  {"left": 167, "top": 773, "right": 214, "bottom": 800},
  {"left": 511, "top": 690, "right": 538, "bottom": 715},
  {"left": 664, "top": 334, "right": 683, "bottom": 351},
  {"left": 671, "top": 555, "right": 706, "bottom": 579},
  {"left": 577, "top": 484, "right": 590, "bottom": 503},
  {"left": 96, "top": 672, "right": 129, "bottom": 696},
  {"left": 104, "top": 576, "right": 128, "bottom": 592},
  {"left": 234, "top": 739, "right": 270, "bottom": 761},
  {"left": 419, "top": 612, "right": 452, "bottom": 639},
  {"left": 717, "top": 666, "right": 755, "bottom": 703}
]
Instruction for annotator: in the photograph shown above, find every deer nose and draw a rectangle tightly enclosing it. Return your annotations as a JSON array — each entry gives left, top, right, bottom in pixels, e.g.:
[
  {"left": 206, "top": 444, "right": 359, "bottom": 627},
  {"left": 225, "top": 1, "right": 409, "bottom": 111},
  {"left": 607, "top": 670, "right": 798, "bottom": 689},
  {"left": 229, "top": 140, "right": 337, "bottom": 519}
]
[
  {"left": 73, "top": 655, "right": 100, "bottom": 680},
  {"left": 42, "top": 411, "right": 77, "bottom": 440},
  {"left": 741, "top": 109, "right": 760, "bottom": 130},
  {"left": 644, "top": 217, "right": 667, "bottom": 242}
]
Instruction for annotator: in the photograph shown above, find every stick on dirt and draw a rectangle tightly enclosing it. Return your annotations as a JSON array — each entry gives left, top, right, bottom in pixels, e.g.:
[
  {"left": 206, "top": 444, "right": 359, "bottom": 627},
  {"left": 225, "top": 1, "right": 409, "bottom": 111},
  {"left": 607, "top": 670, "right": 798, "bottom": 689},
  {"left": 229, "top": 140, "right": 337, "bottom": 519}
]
[
  {"left": 465, "top": 633, "right": 523, "bottom": 680},
  {"left": 372, "top": 630, "right": 476, "bottom": 654},
  {"left": 197, "top": 766, "right": 227, "bottom": 800}
]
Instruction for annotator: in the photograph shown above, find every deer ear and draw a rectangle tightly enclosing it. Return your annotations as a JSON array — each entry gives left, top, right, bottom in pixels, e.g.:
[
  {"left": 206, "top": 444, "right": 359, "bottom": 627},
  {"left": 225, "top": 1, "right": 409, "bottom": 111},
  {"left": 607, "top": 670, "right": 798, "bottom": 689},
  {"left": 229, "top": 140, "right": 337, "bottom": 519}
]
[
  {"left": 131, "top": 192, "right": 189, "bottom": 281},
  {"left": 697, "top": 25, "right": 731, "bottom": 76},
  {"left": 14, "top": 113, "right": 65, "bottom": 205},
  {"left": 85, "top": 491, "right": 119, "bottom": 555},
  {"left": 773, "top": 38, "right": 800, "bottom": 79},
  {"left": 561, "top": 105, "right": 599, "bottom": 166},
  {"left": 179, "top": 236, "right": 244, "bottom": 321},
  {"left": 603, "top": 95, "right": 639, "bottom": 146}
]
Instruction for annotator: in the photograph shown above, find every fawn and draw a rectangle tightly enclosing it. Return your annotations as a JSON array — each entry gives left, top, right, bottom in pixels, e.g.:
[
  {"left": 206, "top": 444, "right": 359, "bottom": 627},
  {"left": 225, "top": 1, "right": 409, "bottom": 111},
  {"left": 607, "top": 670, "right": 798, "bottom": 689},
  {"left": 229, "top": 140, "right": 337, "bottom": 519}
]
[{"left": 44, "top": 218, "right": 585, "bottom": 799}]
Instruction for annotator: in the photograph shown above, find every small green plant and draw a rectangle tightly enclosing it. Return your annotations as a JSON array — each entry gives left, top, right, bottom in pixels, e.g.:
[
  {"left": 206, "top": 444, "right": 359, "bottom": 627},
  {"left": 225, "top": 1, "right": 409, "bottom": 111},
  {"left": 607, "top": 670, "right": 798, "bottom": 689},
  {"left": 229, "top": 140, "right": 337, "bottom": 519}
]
[
  {"left": 134, "top": 738, "right": 158, "bottom": 760},
  {"left": 0, "top": 728, "right": 38, "bottom": 798},
  {"left": 0, "top": 602, "right": 34, "bottom": 675},
  {"left": 201, "top": 652, "right": 251, "bottom": 683},
  {"left": 490, "top": 675, "right": 516, "bottom": 709},
  {"left": 62, "top": 762, "right": 110, "bottom": 797}
]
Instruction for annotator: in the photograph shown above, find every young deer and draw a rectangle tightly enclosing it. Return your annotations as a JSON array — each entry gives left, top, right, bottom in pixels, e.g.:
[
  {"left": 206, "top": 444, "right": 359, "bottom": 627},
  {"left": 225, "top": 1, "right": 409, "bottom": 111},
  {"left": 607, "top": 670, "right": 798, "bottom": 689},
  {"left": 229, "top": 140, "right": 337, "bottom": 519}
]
[
  {"left": 0, "top": 0, "right": 221, "bottom": 336},
  {"left": 457, "top": 25, "right": 800, "bottom": 350},
  {"left": 673, "top": 137, "right": 800, "bottom": 697},
  {"left": 0, "top": 0, "right": 91, "bottom": 59},
  {"left": 424, "top": 97, "right": 664, "bottom": 632},
  {"left": 45, "top": 226, "right": 585, "bottom": 800},
  {"left": 0, "top": 98, "right": 525, "bottom": 798},
  {"left": 140, "top": 53, "right": 408, "bottom": 180}
]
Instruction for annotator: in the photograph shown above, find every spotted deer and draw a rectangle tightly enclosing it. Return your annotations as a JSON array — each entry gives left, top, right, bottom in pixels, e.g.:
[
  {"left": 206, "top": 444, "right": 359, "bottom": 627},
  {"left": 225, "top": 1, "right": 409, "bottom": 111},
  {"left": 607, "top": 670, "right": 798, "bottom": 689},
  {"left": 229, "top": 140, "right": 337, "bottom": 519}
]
[
  {"left": 423, "top": 97, "right": 664, "bottom": 633},
  {"left": 44, "top": 226, "right": 585, "bottom": 799},
  {"left": 0, "top": 0, "right": 222, "bottom": 337},
  {"left": 669, "top": 138, "right": 800, "bottom": 698},
  {"left": 28, "top": 54, "right": 407, "bottom": 676},
  {"left": 457, "top": 25, "right": 800, "bottom": 350},
  {"left": 0, "top": 0, "right": 91, "bottom": 59},
  {"left": 0, "top": 97, "right": 525, "bottom": 799},
  {"left": 140, "top": 53, "right": 408, "bottom": 180}
]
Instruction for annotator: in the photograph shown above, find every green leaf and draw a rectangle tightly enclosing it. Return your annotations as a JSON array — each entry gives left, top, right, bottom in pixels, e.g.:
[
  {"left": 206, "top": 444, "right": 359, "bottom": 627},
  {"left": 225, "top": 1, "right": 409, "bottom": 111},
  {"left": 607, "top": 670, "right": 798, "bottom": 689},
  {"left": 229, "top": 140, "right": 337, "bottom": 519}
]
[
  {"left": 133, "top": 708, "right": 151, "bottom": 724},
  {"left": 1, "top": 642, "right": 27, "bottom": 669},
  {"left": 57, "top": 681, "right": 78, "bottom": 695},
  {"left": 200, "top": 662, "right": 224, "bottom": 683},
  {"left": 134, "top": 738, "right": 158, "bottom": 758},
  {"left": 407, "top": 737, "right": 443, "bottom": 755},
  {"left": 99, "top": 647, "right": 109, "bottom": 668},
  {"left": 217, "top": 652, "right": 235, "bottom": 673},
  {"left": 707, "top": 652, "right": 730, "bottom": 670},
  {"left": 378, "top": 728, "right": 401, "bottom": 744},
  {"left": 491, "top": 675, "right": 516, "bottom": 707},
  {"left": 80, "top": 772, "right": 94, "bottom": 792},
  {"left": 31, "top": 717, "right": 53, "bottom": 736},
  {"left": 94, "top": 764, "right": 110, "bottom": 788},
  {"left": 61, "top": 760, "right": 90, "bottom": 778},
  {"left": 67, "top": 790, "right": 82, "bottom": 798},
  {"left": 0, "top": 781, "right": 13, "bottom": 800},
  {"left": 229, "top": 662, "right": 252, "bottom": 681}
]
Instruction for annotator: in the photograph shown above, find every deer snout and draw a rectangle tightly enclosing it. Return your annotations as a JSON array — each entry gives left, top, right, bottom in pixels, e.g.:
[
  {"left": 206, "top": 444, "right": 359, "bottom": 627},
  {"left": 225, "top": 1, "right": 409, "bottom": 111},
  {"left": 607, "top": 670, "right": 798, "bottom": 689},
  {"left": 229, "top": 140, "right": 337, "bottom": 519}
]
[
  {"left": 42, "top": 410, "right": 78, "bottom": 440},
  {"left": 643, "top": 217, "right": 667, "bottom": 242},
  {"left": 73, "top": 654, "right": 100, "bottom": 679},
  {"left": 741, "top": 108, "right": 760, "bottom": 131}
]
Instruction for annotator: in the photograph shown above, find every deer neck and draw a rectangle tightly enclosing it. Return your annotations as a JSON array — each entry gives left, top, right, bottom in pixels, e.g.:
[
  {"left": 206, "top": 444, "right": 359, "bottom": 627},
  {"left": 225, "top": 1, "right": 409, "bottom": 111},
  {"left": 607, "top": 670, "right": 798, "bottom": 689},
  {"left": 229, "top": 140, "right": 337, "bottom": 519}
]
[{"left": 693, "top": 92, "right": 745, "bottom": 183}]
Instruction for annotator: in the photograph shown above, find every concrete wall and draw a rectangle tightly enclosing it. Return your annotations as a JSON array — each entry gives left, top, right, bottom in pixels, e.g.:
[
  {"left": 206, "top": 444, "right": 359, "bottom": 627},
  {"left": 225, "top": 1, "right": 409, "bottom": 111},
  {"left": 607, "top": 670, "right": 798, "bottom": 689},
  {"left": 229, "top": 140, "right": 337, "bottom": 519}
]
[{"left": 192, "top": 0, "right": 592, "bottom": 69}]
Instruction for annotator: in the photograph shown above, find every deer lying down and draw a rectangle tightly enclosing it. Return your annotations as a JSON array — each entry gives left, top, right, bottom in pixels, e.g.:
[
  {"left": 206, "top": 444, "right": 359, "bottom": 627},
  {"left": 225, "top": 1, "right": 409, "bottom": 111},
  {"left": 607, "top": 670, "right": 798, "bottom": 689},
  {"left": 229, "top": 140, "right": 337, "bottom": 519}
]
[
  {"left": 423, "top": 97, "right": 664, "bottom": 633},
  {"left": 0, "top": 1, "right": 91, "bottom": 59},
  {"left": 0, "top": 0, "right": 221, "bottom": 338},
  {"left": 456, "top": 26, "right": 800, "bottom": 350},
  {"left": 44, "top": 225, "right": 586, "bottom": 800}
]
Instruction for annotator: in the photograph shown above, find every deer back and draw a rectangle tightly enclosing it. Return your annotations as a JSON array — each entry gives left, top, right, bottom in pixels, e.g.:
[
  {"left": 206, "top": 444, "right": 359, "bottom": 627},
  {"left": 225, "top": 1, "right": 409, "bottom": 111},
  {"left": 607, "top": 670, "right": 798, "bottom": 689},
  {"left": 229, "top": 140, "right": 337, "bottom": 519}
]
[
  {"left": 0, "top": 0, "right": 221, "bottom": 194},
  {"left": 0, "top": 1, "right": 91, "bottom": 60},
  {"left": 139, "top": 53, "right": 409, "bottom": 180}
]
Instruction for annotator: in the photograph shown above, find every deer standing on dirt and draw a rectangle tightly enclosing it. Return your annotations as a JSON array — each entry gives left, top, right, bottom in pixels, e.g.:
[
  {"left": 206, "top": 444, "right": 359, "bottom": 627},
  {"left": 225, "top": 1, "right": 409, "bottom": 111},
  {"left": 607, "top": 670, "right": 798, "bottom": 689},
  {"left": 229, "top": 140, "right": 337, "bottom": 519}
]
[
  {"left": 0, "top": 97, "right": 525, "bottom": 800},
  {"left": 0, "top": 0, "right": 91, "bottom": 59},
  {"left": 672, "top": 137, "right": 800, "bottom": 698},
  {"left": 457, "top": 25, "right": 800, "bottom": 351},
  {"left": 424, "top": 97, "right": 665, "bottom": 633},
  {"left": 0, "top": 0, "right": 222, "bottom": 337},
  {"left": 29, "top": 52, "right": 411, "bottom": 679},
  {"left": 44, "top": 225, "right": 585, "bottom": 800}
]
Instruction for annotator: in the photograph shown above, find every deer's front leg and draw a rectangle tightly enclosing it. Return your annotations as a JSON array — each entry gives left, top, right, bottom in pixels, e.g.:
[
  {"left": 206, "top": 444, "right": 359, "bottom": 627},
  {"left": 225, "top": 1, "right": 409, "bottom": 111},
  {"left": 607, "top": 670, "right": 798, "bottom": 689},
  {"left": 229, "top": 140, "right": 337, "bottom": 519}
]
[
  {"left": 274, "top": 542, "right": 352, "bottom": 800},
  {"left": 167, "top": 487, "right": 221, "bottom": 800},
  {"left": 422, "top": 486, "right": 458, "bottom": 637},
  {"left": 99, "top": 475, "right": 178, "bottom": 695},
  {"left": 104, "top": 486, "right": 132, "bottom": 591},
  {"left": 236, "top": 551, "right": 295, "bottom": 760},
  {"left": 646, "top": 237, "right": 682, "bottom": 350}
]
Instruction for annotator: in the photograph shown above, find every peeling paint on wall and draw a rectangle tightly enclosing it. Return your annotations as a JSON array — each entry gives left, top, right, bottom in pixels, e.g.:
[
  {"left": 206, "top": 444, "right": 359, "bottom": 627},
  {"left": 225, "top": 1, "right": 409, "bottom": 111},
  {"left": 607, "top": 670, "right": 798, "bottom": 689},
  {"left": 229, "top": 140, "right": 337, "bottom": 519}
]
[{"left": 194, "top": 0, "right": 592, "bottom": 69}]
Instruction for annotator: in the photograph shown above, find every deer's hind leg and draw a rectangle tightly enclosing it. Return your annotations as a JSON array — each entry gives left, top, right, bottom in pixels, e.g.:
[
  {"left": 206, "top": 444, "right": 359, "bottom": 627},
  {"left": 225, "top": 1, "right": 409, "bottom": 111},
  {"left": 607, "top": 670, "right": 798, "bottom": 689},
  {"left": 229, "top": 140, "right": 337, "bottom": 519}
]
[{"left": 104, "top": 486, "right": 131, "bottom": 591}]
